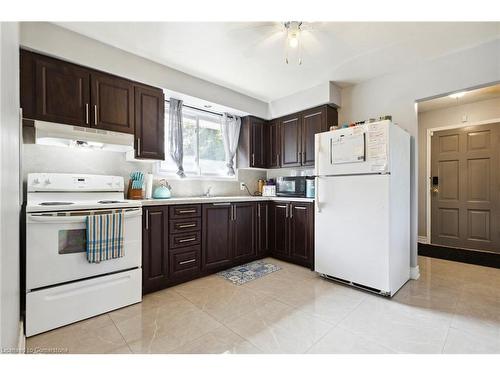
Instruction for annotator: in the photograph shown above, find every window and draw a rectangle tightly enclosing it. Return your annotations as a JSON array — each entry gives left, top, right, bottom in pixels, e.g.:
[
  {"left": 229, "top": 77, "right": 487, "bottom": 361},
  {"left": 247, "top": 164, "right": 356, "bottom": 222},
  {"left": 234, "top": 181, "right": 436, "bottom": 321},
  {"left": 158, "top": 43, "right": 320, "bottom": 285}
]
[{"left": 157, "top": 105, "right": 231, "bottom": 178}]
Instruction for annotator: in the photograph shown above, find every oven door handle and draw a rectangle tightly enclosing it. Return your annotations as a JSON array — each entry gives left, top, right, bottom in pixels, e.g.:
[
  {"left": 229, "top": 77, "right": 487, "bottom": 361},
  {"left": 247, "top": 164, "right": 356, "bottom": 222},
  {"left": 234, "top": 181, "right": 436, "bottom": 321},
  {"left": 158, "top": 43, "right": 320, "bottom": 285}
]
[{"left": 28, "top": 208, "right": 142, "bottom": 223}]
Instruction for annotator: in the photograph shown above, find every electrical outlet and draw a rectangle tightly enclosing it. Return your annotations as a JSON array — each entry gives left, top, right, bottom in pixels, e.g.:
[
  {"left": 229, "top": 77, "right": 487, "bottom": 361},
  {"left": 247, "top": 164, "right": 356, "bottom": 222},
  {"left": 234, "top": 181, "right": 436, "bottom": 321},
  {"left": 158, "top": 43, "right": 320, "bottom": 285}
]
[{"left": 240, "top": 182, "right": 246, "bottom": 191}]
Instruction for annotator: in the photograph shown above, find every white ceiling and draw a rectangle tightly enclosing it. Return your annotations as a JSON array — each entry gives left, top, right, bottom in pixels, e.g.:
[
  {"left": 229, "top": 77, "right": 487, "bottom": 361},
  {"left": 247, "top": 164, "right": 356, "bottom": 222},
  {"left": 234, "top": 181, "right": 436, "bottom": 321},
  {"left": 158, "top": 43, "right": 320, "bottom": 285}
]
[
  {"left": 54, "top": 22, "right": 500, "bottom": 102},
  {"left": 418, "top": 84, "right": 500, "bottom": 112}
]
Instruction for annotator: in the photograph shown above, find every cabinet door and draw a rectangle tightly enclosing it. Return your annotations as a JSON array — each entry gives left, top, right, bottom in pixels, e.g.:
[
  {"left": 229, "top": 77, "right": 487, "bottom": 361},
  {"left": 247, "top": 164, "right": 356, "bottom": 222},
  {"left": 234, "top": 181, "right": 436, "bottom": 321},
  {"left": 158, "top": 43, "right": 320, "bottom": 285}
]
[
  {"left": 202, "top": 203, "right": 233, "bottom": 271},
  {"left": 301, "top": 107, "right": 326, "bottom": 166},
  {"left": 142, "top": 206, "right": 169, "bottom": 294},
  {"left": 31, "top": 52, "right": 91, "bottom": 127},
  {"left": 134, "top": 85, "right": 165, "bottom": 159},
  {"left": 281, "top": 115, "right": 302, "bottom": 167},
  {"left": 91, "top": 73, "right": 134, "bottom": 133},
  {"left": 289, "top": 203, "right": 314, "bottom": 267},
  {"left": 270, "top": 203, "right": 289, "bottom": 257},
  {"left": 256, "top": 202, "right": 269, "bottom": 255},
  {"left": 232, "top": 202, "right": 256, "bottom": 262},
  {"left": 251, "top": 117, "right": 266, "bottom": 168},
  {"left": 267, "top": 119, "right": 280, "bottom": 168}
]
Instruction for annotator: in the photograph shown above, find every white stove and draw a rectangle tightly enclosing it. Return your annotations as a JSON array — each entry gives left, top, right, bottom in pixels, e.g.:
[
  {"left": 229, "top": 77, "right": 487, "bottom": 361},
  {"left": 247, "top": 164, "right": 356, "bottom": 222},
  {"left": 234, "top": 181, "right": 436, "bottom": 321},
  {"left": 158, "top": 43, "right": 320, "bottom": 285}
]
[{"left": 25, "top": 173, "right": 142, "bottom": 337}]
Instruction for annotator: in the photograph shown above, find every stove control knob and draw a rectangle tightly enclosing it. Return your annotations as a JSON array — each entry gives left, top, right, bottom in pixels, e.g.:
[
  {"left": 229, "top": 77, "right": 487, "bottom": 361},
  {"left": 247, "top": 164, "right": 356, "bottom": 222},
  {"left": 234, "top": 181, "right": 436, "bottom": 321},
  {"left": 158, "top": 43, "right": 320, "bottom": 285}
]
[
  {"left": 32, "top": 178, "right": 40, "bottom": 185},
  {"left": 44, "top": 179, "right": 51, "bottom": 185}
]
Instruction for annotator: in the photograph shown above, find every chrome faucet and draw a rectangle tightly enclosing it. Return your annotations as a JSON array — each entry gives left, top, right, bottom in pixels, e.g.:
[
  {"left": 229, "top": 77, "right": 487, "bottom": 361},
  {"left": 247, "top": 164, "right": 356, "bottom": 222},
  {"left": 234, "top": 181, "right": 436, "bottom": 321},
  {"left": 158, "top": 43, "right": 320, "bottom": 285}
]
[{"left": 205, "top": 186, "right": 212, "bottom": 198}]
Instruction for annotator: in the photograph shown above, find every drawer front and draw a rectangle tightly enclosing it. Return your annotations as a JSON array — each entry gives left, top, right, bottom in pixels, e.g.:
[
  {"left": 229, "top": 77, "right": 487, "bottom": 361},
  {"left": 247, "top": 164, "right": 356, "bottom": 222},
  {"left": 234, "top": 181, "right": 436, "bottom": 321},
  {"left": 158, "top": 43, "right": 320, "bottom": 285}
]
[
  {"left": 169, "top": 217, "right": 202, "bottom": 234},
  {"left": 169, "top": 231, "right": 201, "bottom": 249},
  {"left": 169, "top": 246, "right": 201, "bottom": 280},
  {"left": 169, "top": 204, "right": 201, "bottom": 219}
]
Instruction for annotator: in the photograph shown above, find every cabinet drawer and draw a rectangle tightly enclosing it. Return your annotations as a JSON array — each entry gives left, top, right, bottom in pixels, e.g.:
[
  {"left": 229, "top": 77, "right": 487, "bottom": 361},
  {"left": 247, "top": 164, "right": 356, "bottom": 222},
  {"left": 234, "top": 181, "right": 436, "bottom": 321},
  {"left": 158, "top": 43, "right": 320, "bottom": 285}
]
[
  {"left": 169, "top": 231, "right": 201, "bottom": 249},
  {"left": 169, "top": 246, "right": 200, "bottom": 280},
  {"left": 169, "top": 218, "right": 202, "bottom": 234},
  {"left": 169, "top": 205, "right": 201, "bottom": 219}
]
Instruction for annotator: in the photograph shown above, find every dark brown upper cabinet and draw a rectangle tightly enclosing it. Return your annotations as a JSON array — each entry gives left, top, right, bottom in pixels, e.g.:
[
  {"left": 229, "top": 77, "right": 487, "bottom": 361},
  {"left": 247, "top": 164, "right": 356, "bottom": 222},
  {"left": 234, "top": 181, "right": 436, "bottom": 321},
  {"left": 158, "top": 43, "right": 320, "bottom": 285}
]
[
  {"left": 134, "top": 85, "right": 165, "bottom": 160},
  {"left": 21, "top": 50, "right": 91, "bottom": 127},
  {"left": 280, "top": 105, "right": 338, "bottom": 168},
  {"left": 238, "top": 116, "right": 267, "bottom": 168},
  {"left": 267, "top": 119, "right": 281, "bottom": 168},
  {"left": 281, "top": 114, "right": 302, "bottom": 167},
  {"left": 91, "top": 73, "right": 134, "bottom": 134}
]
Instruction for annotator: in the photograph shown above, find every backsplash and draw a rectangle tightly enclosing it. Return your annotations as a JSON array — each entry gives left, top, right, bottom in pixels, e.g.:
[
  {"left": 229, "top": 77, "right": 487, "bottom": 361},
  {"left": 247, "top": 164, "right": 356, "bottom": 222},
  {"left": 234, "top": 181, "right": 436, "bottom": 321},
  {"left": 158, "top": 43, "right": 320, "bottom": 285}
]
[
  {"left": 22, "top": 143, "right": 266, "bottom": 199},
  {"left": 266, "top": 167, "right": 314, "bottom": 180}
]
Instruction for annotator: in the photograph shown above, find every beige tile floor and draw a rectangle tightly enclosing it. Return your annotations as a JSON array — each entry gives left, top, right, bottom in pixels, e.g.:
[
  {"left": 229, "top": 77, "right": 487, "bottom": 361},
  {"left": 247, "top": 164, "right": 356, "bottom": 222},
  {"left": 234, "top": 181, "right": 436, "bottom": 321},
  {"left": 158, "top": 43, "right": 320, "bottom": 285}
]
[{"left": 26, "top": 256, "right": 500, "bottom": 354}]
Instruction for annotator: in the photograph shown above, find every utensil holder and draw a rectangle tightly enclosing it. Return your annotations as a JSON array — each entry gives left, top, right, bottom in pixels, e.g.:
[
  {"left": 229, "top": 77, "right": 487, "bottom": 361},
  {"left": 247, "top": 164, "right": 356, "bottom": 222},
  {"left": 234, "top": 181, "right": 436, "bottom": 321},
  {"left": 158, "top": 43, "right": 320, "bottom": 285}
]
[{"left": 127, "top": 181, "right": 144, "bottom": 200}]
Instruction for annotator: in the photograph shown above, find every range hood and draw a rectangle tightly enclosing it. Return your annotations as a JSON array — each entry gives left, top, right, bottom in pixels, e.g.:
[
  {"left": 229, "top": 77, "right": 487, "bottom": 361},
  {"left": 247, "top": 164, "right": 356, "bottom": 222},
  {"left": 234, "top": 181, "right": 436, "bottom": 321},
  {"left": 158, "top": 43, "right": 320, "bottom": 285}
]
[{"left": 34, "top": 121, "right": 134, "bottom": 152}]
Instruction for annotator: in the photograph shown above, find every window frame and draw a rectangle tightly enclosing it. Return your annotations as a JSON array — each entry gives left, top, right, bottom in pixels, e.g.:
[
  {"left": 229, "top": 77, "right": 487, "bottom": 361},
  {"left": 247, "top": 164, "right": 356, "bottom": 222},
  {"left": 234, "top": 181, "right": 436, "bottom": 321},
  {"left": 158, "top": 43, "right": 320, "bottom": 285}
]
[{"left": 155, "top": 104, "right": 236, "bottom": 180}]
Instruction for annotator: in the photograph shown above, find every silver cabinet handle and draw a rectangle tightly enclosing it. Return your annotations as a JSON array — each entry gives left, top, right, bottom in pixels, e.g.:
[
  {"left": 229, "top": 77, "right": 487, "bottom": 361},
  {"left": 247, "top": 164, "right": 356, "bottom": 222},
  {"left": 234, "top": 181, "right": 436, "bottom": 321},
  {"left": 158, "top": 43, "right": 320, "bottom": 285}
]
[
  {"left": 252, "top": 153, "right": 255, "bottom": 166},
  {"left": 178, "top": 209, "right": 196, "bottom": 213},
  {"left": 289, "top": 204, "right": 293, "bottom": 219},
  {"left": 145, "top": 209, "right": 149, "bottom": 230},
  {"left": 178, "top": 223, "right": 196, "bottom": 229},
  {"left": 85, "top": 103, "right": 89, "bottom": 124},
  {"left": 94, "top": 105, "right": 98, "bottom": 125},
  {"left": 212, "top": 203, "right": 231, "bottom": 206},
  {"left": 137, "top": 138, "right": 141, "bottom": 156},
  {"left": 295, "top": 206, "right": 307, "bottom": 210},
  {"left": 179, "top": 259, "right": 196, "bottom": 265},
  {"left": 178, "top": 237, "right": 196, "bottom": 243},
  {"left": 257, "top": 204, "right": 261, "bottom": 217},
  {"left": 276, "top": 153, "right": 279, "bottom": 166},
  {"left": 233, "top": 205, "right": 237, "bottom": 221}
]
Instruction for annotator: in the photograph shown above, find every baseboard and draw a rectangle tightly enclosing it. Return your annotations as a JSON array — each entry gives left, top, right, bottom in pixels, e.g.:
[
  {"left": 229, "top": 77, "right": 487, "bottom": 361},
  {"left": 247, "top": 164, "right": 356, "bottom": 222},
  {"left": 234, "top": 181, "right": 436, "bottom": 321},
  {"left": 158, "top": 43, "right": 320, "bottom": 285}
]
[
  {"left": 417, "top": 236, "right": 429, "bottom": 244},
  {"left": 18, "top": 320, "right": 25, "bottom": 354},
  {"left": 410, "top": 266, "right": 420, "bottom": 280},
  {"left": 418, "top": 243, "right": 500, "bottom": 269}
]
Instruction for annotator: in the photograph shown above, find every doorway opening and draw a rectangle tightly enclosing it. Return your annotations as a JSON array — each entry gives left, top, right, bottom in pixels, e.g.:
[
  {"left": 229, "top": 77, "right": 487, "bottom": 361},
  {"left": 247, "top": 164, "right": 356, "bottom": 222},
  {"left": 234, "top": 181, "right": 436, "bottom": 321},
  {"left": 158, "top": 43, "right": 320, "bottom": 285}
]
[{"left": 417, "top": 83, "right": 500, "bottom": 265}]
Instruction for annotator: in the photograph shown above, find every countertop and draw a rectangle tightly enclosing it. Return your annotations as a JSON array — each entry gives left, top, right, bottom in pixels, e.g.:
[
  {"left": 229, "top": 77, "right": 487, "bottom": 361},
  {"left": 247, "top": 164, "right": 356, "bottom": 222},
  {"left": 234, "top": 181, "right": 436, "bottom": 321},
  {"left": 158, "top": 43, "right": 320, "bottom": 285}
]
[{"left": 140, "top": 195, "right": 314, "bottom": 206}]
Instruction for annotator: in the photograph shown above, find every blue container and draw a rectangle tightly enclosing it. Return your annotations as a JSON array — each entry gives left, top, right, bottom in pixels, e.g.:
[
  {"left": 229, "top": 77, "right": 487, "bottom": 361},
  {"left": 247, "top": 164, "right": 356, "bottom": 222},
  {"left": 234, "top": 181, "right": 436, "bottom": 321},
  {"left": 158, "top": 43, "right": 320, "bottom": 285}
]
[{"left": 306, "top": 178, "right": 315, "bottom": 198}]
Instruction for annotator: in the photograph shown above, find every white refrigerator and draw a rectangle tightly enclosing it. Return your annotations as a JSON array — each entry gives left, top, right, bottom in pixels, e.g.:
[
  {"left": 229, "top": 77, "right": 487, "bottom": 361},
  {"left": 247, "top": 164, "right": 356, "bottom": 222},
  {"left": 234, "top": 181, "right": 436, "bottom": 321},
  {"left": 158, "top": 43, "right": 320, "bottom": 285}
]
[{"left": 314, "top": 120, "right": 410, "bottom": 296}]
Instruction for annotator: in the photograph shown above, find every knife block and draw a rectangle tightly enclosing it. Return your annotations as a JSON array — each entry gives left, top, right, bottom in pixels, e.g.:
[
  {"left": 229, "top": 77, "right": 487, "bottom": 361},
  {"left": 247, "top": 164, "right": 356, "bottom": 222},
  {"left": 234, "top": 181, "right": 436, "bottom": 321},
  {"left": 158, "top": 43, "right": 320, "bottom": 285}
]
[{"left": 127, "top": 181, "right": 144, "bottom": 200}]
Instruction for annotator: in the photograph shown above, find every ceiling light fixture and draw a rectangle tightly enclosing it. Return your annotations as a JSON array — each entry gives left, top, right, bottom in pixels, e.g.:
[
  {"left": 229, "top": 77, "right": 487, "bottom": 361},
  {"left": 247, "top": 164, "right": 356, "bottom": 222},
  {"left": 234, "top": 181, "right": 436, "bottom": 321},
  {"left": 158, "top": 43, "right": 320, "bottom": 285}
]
[
  {"left": 284, "top": 21, "right": 303, "bottom": 65},
  {"left": 449, "top": 92, "right": 466, "bottom": 99}
]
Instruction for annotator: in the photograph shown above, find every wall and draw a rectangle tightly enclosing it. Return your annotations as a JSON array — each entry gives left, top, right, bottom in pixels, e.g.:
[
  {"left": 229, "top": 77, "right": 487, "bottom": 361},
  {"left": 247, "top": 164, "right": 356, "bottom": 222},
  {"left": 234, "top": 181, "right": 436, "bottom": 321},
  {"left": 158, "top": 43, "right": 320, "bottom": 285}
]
[
  {"left": 22, "top": 141, "right": 266, "bottom": 199},
  {"left": 0, "top": 22, "right": 21, "bottom": 350},
  {"left": 339, "top": 38, "right": 500, "bottom": 269},
  {"left": 269, "top": 82, "right": 341, "bottom": 119},
  {"left": 20, "top": 22, "right": 268, "bottom": 119},
  {"left": 418, "top": 97, "right": 500, "bottom": 237}
]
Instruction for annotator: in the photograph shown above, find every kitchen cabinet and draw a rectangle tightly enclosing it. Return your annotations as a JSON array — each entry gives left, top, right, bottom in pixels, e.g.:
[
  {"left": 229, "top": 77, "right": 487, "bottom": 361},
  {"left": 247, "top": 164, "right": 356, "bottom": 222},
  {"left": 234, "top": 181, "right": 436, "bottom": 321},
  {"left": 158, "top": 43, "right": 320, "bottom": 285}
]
[
  {"left": 270, "top": 201, "right": 314, "bottom": 268},
  {"left": 202, "top": 203, "right": 234, "bottom": 271},
  {"left": 281, "top": 114, "right": 302, "bottom": 167},
  {"left": 142, "top": 206, "right": 169, "bottom": 294},
  {"left": 21, "top": 50, "right": 91, "bottom": 127},
  {"left": 232, "top": 202, "right": 256, "bottom": 263},
  {"left": 279, "top": 105, "right": 338, "bottom": 168},
  {"left": 237, "top": 116, "right": 267, "bottom": 168},
  {"left": 256, "top": 202, "right": 270, "bottom": 255},
  {"left": 267, "top": 119, "right": 281, "bottom": 168},
  {"left": 91, "top": 72, "right": 135, "bottom": 134},
  {"left": 134, "top": 84, "right": 165, "bottom": 160},
  {"left": 20, "top": 49, "right": 166, "bottom": 160}
]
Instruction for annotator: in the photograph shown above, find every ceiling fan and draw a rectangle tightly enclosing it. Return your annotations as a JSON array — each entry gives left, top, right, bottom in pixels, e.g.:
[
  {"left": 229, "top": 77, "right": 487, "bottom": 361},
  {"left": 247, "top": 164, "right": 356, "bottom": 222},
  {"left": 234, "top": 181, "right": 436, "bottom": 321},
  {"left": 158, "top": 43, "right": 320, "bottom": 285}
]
[{"left": 228, "top": 21, "right": 314, "bottom": 65}]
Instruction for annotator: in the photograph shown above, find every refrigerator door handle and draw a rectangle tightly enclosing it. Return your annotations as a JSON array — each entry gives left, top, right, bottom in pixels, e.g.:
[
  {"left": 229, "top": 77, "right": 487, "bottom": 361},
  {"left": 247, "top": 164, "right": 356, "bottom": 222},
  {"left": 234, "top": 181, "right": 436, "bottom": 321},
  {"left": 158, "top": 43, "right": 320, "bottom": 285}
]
[
  {"left": 314, "top": 134, "right": 320, "bottom": 175},
  {"left": 315, "top": 176, "right": 321, "bottom": 213}
]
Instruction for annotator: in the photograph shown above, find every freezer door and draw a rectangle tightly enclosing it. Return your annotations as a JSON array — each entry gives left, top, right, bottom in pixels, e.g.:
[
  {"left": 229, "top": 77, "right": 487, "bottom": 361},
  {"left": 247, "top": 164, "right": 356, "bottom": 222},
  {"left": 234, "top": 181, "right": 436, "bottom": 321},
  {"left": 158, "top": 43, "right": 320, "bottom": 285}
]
[
  {"left": 315, "top": 121, "right": 390, "bottom": 176},
  {"left": 315, "top": 175, "right": 390, "bottom": 292}
]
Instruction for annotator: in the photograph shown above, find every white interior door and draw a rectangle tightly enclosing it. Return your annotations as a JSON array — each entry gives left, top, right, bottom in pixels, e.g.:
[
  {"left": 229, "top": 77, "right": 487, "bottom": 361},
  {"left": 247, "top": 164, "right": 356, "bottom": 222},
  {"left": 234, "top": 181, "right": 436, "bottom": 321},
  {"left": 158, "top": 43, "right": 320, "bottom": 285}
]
[{"left": 315, "top": 174, "right": 390, "bottom": 292}]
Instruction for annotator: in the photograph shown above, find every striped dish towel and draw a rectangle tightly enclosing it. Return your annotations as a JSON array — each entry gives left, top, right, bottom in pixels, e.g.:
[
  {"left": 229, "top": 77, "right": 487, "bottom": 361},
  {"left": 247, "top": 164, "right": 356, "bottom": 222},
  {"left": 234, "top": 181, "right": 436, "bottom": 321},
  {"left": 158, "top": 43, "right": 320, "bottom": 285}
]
[{"left": 86, "top": 211, "right": 124, "bottom": 263}]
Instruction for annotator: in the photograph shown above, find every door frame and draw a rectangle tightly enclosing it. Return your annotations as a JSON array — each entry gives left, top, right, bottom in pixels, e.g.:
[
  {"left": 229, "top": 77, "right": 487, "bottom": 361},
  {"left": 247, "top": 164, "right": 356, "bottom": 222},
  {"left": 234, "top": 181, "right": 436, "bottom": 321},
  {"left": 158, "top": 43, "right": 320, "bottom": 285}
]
[{"left": 424, "top": 117, "right": 500, "bottom": 244}]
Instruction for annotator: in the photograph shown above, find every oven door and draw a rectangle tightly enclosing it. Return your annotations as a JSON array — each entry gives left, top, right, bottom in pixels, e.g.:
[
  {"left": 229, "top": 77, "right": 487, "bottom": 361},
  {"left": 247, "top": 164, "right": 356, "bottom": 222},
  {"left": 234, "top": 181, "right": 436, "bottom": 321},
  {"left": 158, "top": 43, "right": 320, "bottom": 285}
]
[{"left": 26, "top": 208, "right": 142, "bottom": 290}]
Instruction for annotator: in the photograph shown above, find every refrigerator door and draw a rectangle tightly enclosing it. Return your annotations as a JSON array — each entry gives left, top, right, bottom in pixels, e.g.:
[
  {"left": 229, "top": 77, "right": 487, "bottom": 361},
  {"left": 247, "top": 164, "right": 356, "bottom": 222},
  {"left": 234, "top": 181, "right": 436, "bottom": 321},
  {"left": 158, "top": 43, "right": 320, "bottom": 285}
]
[
  {"left": 315, "top": 121, "right": 390, "bottom": 176},
  {"left": 315, "top": 174, "right": 390, "bottom": 292}
]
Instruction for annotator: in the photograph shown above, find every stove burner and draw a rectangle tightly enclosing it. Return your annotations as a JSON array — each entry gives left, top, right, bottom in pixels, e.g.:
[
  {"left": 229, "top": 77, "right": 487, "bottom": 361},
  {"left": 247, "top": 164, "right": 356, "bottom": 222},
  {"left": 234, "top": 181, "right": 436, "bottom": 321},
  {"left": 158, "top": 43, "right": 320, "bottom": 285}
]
[
  {"left": 39, "top": 202, "right": 75, "bottom": 206},
  {"left": 98, "top": 200, "right": 125, "bottom": 204}
]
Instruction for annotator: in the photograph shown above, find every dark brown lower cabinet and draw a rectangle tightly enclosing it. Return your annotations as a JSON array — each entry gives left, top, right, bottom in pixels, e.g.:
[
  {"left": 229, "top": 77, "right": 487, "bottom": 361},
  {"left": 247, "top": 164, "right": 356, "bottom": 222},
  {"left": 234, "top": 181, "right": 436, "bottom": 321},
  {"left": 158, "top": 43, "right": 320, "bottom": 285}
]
[
  {"left": 270, "top": 201, "right": 314, "bottom": 268},
  {"left": 232, "top": 202, "right": 256, "bottom": 263},
  {"left": 256, "top": 202, "right": 270, "bottom": 256},
  {"left": 142, "top": 206, "right": 169, "bottom": 294},
  {"left": 202, "top": 203, "right": 234, "bottom": 272}
]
